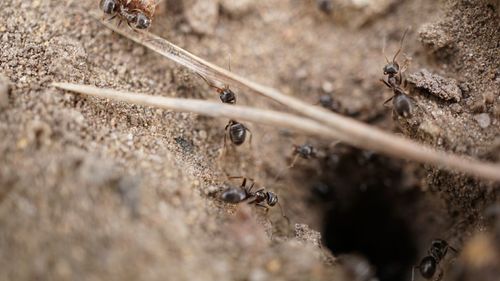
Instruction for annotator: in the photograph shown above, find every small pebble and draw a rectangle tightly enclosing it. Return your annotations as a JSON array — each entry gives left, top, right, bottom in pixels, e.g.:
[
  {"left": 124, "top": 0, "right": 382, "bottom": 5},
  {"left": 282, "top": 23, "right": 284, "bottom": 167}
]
[
  {"left": 321, "top": 81, "right": 334, "bottom": 93},
  {"left": 220, "top": 0, "right": 253, "bottom": 16},
  {"left": 474, "top": 113, "right": 491, "bottom": 128}
]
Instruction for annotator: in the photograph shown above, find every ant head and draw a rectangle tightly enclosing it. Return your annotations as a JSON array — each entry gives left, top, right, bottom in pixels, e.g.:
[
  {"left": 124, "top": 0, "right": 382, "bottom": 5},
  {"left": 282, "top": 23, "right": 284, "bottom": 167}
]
[
  {"left": 429, "top": 239, "right": 448, "bottom": 259},
  {"left": 419, "top": 256, "right": 437, "bottom": 279},
  {"left": 221, "top": 187, "right": 246, "bottom": 203},
  {"left": 266, "top": 192, "right": 278, "bottom": 206},
  {"left": 135, "top": 12, "right": 151, "bottom": 29},
  {"left": 219, "top": 89, "right": 236, "bottom": 104},
  {"left": 383, "top": 62, "right": 399, "bottom": 75},
  {"left": 100, "top": 0, "right": 117, "bottom": 14},
  {"left": 319, "top": 94, "right": 333, "bottom": 107},
  {"left": 297, "top": 144, "right": 315, "bottom": 158}
]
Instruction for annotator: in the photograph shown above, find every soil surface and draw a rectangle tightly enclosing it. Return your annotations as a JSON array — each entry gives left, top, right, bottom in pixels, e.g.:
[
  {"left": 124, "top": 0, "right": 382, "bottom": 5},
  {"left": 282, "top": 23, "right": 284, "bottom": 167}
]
[{"left": 0, "top": 0, "right": 499, "bottom": 281}]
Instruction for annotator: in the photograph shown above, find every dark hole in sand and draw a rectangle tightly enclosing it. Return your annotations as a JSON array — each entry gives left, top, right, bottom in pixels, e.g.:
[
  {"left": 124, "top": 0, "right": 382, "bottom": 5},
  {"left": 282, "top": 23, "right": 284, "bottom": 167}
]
[{"left": 318, "top": 148, "right": 418, "bottom": 281}]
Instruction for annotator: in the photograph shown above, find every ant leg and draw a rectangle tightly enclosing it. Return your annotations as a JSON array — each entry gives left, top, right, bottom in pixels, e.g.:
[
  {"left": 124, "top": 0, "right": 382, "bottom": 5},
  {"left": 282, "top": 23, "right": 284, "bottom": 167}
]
[
  {"left": 276, "top": 202, "right": 291, "bottom": 226},
  {"left": 411, "top": 265, "right": 419, "bottom": 281},
  {"left": 384, "top": 96, "right": 394, "bottom": 106},
  {"left": 288, "top": 154, "right": 300, "bottom": 168},
  {"left": 246, "top": 127, "right": 253, "bottom": 149},
  {"left": 107, "top": 14, "right": 118, "bottom": 21},
  {"left": 219, "top": 131, "right": 228, "bottom": 158},
  {"left": 255, "top": 203, "right": 270, "bottom": 213},
  {"left": 449, "top": 245, "right": 459, "bottom": 254},
  {"left": 126, "top": 21, "right": 138, "bottom": 33},
  {"left": 380, "top": 78, "right": 392, "bottom": 89},
  {"left": 221, "top": 122, "right": 232, "bottom": 157},
  {"left": 228, "top": 176, "right": 256, "bottom": 192},
  {"left": 247, "top": 183, "right": 257, "bottom": 194},
  {"left": 434, "top": 266, "right": 443, "bottom": 281}
]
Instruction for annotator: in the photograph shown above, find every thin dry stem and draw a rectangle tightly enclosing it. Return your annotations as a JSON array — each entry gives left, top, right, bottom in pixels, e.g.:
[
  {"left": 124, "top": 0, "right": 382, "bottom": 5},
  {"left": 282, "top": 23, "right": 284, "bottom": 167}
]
[
  {"left": 53, "top": 83, "right": 500, "bottom": 182},
  {"left": 52, "top": 83, "right": 341, "bottom": 139},
  {"left": 89, "top": 14, "right": 500, "bottom": 182}
]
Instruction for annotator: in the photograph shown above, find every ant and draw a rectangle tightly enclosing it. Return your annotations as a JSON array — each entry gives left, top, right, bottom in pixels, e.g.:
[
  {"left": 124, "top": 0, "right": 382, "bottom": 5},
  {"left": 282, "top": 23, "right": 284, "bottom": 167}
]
[
  {"left": 221, "top": 177, "right": 289, "bottom": 222},
  {"left": 411, "top": 239, "right": 458, "bottom": 281},
  {"left": 225, "top": 120, "right": 252, "bottom": 147},
  {"left": 197, "top": 57, "right": 238, "bottom": 104},
  {"left": 197, "top": 73, "right": 237, "bottom": 104},
  {"left": 316, "top": 0, "right": 333, "bottom": 14},
  {"left": 318, "top": 94, "right": 341, "bottom": 112},
  {"left": 380, "top": 29, "right": 414, "bottom": 118},
  {"left": 289, "top": 143, "right": 317, "bottom": 167},
  {"left": 100, "top": 0, "right": 157, "bottom": 30}
]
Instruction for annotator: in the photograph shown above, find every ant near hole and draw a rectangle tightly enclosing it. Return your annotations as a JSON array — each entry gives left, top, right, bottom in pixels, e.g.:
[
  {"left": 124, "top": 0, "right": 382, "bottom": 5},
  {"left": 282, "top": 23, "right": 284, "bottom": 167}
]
[
  {"left": 289, "top": 143, "right": 317, "bottom": 168},
  {"left": 380, "top": 28, "right": 414, "bottom": 118},
  {"left": 411, "top": 239, "right": 458, "bottom": 281},
  {"left": 100, "top": 0, "right": 157, "bottom": 30},
  {"left": 221, "top": 176, "right": 289, "bottom": 223},
  {"left": 224, "top": 119, "right": 252, "bottom": 149}
]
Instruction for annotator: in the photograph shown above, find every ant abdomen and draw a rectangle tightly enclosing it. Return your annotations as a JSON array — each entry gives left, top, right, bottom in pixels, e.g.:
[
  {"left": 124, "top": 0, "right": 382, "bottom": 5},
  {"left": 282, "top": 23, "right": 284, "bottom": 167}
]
[
  {"left": 219, "top": 89, "right": 236, "bottom": 104},
  {"left": 393, "top": 93, "right": 413, "bottom": 118},
  {"left": 221, "top": 187, "right": 247, "bottom": 203},
  {"left": 419, "top": 256, "right": 437, "bottom": 279}
]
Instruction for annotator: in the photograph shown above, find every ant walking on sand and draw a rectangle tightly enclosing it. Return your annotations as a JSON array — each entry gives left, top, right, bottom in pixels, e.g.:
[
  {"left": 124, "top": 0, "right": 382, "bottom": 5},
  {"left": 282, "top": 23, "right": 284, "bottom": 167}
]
[
  {"left": 100, "top": 0, "right": 157, "bottom": 30},
  {"left": 380, "top": 29, "right": 414, "bottom": 117},
  {"left": 224, "top": 120, "right": 252, "bottom": 147},
  {"left": 221, "top": 176, "right": 289, "bottom": 222},
  {"left": 195, "top": 60, "right": 251, "bottom": 153},
  {"left": 289, "top": 143, "right": 317, "bottom": 168},
  {"left": 411, "top": 239, "right": 458, "bottom": 281}
]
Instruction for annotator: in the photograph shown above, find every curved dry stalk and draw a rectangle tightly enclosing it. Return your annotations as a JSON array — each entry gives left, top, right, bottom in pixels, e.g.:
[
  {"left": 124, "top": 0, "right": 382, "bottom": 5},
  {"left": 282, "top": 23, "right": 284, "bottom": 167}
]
[
  {"left": 52, "top": 83, "right": 500, "bottom": 182},
  {"left": 89, "top": 14, "right": 500, "bottom": 182}
]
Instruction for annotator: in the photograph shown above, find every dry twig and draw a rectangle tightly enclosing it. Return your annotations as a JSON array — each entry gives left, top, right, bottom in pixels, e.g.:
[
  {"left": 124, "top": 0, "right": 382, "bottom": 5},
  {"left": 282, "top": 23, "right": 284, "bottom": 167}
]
[
  {"left": 83, "top": 13, "right": 500, "bottom": 182},
  {"left": 52, "top": 82, "right": 500, "bottom": 182}
]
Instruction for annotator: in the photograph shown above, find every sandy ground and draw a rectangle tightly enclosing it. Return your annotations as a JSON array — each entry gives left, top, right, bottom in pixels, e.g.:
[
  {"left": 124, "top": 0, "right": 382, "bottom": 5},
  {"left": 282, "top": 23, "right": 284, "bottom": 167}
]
[{"left": 0, "top": 0, "right": 499, "bottom": 280}]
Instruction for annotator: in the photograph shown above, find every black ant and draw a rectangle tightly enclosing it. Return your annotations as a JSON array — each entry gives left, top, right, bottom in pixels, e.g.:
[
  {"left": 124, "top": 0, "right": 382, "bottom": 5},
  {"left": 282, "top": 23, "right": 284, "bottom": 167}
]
[
  {"left": 411, "top": 239, "right": 458, "bottom": 281},
  {"left": 221, "top": 177, "right": 289, "bottom": 222},
  {"left": 318, "top": 94, "right": 341, "bottom": 112},
  {"left": 100, "top": 0, "right": 157, "bottom": 30},
  {"left": 380, "top": 29, "right": 414, "bottom": 117},
  {"left": 225, "top": 120, "right": 252, "bottom": 147},
  {"left": 197, "top": 57, "right": 238, "bottom": 104},
  {"left": 316, "top": 0, "right": 333, "bottom": 14},
  {"left": 197, "top": 73, "right": 237, "bottom": 104},
  {"left": 381, "top": 28, "right": 410, "bottom": 89},
  {"left": 289, "top": 144, "right": 317, "bottom": 167}
]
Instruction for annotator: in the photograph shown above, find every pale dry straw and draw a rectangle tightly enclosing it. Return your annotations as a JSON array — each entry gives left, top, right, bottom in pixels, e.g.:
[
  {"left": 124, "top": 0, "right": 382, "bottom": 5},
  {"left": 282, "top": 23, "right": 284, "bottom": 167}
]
[{"left": 64, "top": 12, "right": 500, "bottom": 182}]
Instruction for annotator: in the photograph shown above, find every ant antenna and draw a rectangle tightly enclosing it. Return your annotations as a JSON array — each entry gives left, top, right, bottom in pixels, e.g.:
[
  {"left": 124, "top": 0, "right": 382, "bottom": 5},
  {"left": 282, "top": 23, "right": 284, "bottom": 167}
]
[
  {"left": 392, "top": 27, "right": 410, "bottom": 63},
  {"left": 382, "top": 35, "right": 390, "bottom": 63},
  {"left": 276, "top": 201, "right": 291, "bottom": 226},
  {"left": 228, "top": 54, "right": 232, "bottom": 72}
]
